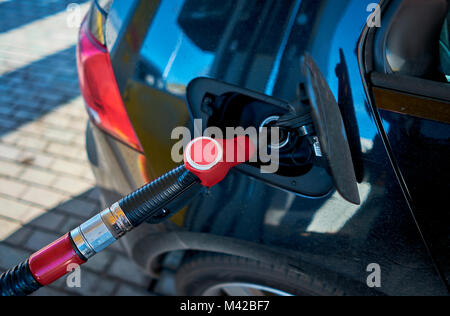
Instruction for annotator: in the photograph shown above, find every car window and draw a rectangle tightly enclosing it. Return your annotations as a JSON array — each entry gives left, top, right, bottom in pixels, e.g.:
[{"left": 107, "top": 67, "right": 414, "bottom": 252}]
[{"left": 440, "top": 12, "right": 450, "bottom": 82}]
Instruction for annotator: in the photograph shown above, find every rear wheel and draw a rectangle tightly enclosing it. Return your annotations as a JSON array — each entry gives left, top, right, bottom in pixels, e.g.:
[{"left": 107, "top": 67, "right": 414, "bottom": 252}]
[{"left": 175, "top": 253, "right": 340, "bottom": 296}]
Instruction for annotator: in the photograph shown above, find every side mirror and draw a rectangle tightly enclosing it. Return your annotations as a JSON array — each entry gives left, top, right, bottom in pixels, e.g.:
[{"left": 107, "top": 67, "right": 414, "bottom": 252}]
[{"left": 302, "top": 54, "right": 360, "bottom": 204}]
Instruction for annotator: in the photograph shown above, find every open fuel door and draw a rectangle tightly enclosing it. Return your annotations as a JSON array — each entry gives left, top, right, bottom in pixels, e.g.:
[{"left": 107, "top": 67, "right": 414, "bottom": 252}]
[{"left": 302, "top": 54, "right": 360, "bottom": 205}]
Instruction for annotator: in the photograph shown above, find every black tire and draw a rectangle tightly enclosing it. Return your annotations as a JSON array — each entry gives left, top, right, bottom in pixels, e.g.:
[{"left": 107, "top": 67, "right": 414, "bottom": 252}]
[{"left": 175, "top": 252, "right": 342, "bottom": 296}]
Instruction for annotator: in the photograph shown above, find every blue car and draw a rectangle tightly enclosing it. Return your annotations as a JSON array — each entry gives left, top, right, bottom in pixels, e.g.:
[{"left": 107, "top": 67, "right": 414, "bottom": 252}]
[{"left": 77, "top": 0, "right": 450, "bottom": 295}]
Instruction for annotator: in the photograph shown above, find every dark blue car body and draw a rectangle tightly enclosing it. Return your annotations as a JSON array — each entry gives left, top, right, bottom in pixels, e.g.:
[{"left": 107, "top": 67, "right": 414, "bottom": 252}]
[{"left": 84, "top": 0, "right": 450, "bottom": 295}]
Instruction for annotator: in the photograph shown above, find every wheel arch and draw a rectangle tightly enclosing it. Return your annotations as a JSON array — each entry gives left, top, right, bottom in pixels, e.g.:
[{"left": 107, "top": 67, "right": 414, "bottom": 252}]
[{"left": 124, "top": 227, "right": 382, "bottom": 296}]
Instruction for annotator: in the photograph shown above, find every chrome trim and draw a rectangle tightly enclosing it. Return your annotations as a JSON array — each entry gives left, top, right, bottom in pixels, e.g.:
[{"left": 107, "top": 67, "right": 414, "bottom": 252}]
[
  {"left": 70, "top": 204, "right": 134, "bottom": 259},
  {"left": 70, "top": 226, "right": 95, "bottom": 259},
  {"left": 259, "top": 115, "right": 290, "bottom": 149},
  {"left": 298, "top": 124, "right": 314, "bottom": 136},
  {"left": 312, "top": 136, "right": 323, "bottom": 157},
  {"left": 101, "top": 202, "right": 133, "bottom": 239},
  {"left": 81, "top": 214, "right": 116, "bottom": 254}
]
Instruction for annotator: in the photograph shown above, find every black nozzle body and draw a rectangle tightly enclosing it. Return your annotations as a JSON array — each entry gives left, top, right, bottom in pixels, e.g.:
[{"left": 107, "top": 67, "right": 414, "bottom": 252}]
[{"left": 119, "top": 165, "right": 200, "bottom": 227}]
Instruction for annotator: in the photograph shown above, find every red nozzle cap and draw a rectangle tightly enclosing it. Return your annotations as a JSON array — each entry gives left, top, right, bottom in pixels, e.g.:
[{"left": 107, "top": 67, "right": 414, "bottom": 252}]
[{"left": 184, "top": 136, "right": 255, "bottom": 187}]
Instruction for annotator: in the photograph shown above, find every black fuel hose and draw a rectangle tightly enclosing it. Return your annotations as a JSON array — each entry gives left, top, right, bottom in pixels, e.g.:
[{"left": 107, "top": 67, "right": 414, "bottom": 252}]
[
  {"left": 1, "top": 136, "right": 247, "bottom": 296},
  {"left": 0, "top": 165, "right": 200, "bottom": 297},
  {"left": 119, "top": 165, "right": 200, "bottom": 227},
  {"left": 0, "top": 260, "right": 41, "bottom": 296}
]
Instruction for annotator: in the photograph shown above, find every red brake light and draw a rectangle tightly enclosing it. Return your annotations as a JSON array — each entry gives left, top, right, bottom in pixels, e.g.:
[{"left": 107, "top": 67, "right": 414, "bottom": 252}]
[{"left": 76, "top": 20, "right": 143, "bottom": 152}]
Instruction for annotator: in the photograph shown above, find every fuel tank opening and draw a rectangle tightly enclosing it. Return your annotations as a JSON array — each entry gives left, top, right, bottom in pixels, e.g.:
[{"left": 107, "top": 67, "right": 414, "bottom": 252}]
[{"left": 196, "top": 90, "right": 320, "bottom": 178}]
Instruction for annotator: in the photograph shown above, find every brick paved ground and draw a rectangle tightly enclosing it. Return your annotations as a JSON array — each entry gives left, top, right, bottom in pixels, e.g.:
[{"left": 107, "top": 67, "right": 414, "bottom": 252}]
[{"left": 0, "top": 0, "right": 151, "bottom": 296}]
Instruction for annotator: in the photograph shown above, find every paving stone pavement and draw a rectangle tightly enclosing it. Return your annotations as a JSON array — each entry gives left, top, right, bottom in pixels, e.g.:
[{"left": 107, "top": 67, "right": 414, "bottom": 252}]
[{"left": 0, "top": 0, "right": 152, "bottom": 296}]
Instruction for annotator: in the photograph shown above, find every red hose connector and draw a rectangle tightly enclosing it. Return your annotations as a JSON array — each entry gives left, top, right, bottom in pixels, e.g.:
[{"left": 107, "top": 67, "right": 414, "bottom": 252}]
[{"left": 28, "top": 234, "right": 86, "bottom": 286}]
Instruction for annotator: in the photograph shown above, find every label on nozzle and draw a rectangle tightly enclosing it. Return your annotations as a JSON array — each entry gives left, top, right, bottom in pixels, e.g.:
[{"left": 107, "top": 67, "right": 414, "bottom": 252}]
[
  {"left": 184, "top": 136, "right": 255, "bottom": 187},
  {"left": 185, "top": 137, "right": 222, "bottom": 171}
]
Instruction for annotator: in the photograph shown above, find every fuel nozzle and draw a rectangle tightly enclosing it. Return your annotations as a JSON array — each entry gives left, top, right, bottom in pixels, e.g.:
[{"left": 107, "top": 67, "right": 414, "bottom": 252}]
[
  {"left": 0, "top": 136, "right": 254, "bottom": 296},
  {"left": 184, "top": 136, "right": 255, "bottom": 186}
]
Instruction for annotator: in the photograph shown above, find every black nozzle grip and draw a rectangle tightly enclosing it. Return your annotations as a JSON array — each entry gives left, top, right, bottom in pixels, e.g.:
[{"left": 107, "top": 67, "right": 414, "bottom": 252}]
[{"left": 119, "top": 165, "right": 200, "bottom": 227}]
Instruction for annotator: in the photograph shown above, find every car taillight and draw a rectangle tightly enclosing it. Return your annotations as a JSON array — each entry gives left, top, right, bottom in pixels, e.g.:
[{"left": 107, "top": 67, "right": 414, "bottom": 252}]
[{"left": 76, "top": 15, "right": 143, "bottom": 152}]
